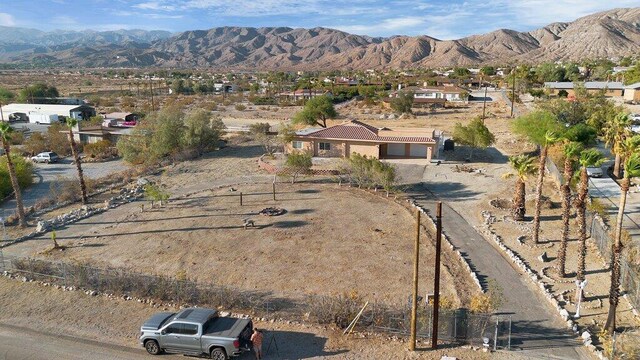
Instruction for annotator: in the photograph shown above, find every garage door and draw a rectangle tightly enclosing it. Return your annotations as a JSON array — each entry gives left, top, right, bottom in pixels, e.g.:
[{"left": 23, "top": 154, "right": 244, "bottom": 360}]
[
  {"left": 387, "top": 143, "right": 405, "bottom": 156},
  {"left": 409, "top": 144, "right": 427, "bottom": 157}
]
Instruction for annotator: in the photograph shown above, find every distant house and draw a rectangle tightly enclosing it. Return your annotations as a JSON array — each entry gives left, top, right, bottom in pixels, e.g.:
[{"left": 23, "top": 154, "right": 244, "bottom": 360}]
[
  {"left": 544, "top": 82, "right": 625, "bottom": 97},
  {"left": 69, "top": 124, "right": 134, "bottom": 145},
  {"left": 277, "top": 89, "right": 327, "bottom": 102},
  {"left": 0, "top": 103, "right": 96, "bottom": 122},
  {"left": 286, "top": 120, "right": 440, "bottom": 161},
  {"left": 624, "top": 83, "right": 640, "bottom": 103}
]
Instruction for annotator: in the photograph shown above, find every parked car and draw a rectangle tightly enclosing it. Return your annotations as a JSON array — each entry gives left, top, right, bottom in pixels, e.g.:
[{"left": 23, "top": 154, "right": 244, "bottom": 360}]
[
  {"left": 630, "top": 114, "right": 640, "bottom": 121},
  {"left": 31, "top": 151, "right": 59, "bottom": 164},
  {"left": 586, "top": 166, "right": 603, "bottom": 178},
  {"left": 140, "top": 308, "right": 252, "bottom": 359}
]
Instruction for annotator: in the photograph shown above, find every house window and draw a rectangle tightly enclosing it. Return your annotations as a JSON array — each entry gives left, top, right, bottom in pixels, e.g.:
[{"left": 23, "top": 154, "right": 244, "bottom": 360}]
[
  {"left": 319, "top": 142, "right": 331, "bottom": 150},
  {"left": 292, "top": 141, "right": 304, "bottom": 149}
]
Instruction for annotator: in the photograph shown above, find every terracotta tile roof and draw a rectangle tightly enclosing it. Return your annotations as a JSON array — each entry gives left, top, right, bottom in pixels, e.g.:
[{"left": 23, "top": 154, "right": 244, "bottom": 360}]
[{"left": 301, "top": 120, "right": 435, "bottom": 143}]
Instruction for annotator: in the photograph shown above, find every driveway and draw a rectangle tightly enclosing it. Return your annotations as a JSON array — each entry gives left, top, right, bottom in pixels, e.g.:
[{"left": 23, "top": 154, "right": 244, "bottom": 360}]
[
  {"left": 1, "top": 158, "right": 128, "bottom": 218},
  {"left": 393, "top": 161, "right": 591, "bottom": 359},
  {"left": 587, "top": 144, "right": 640, "bottom": 238}
]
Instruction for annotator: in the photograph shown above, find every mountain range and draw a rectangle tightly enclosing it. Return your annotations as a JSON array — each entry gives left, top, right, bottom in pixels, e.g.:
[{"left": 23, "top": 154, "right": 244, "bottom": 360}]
[{"left": 0, "top": 7, "right": 638, "bottom": 69}]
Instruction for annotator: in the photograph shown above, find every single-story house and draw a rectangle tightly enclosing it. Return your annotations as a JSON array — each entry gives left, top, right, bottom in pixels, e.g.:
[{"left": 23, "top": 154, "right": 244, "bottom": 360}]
[
  {"left": 277, "top": 89, "right": 328, "bottom": 102},
  {"left": 544, "top": 82, "right": 625, "bottom": 97},
  {"left": 68, "top": 124, "right": 134, "bottom": 144},
  {"left": 286, "top": 120, "right": 440, "bottom": 161},
  {"left": 623, "top": 83, "right": 640, "bottom": 103},
  {"left": 390, "top": 86, "right": 467, "bottom": 102},
  {"left": 0, "top": 103, "right": 96, "bottom": 122}
]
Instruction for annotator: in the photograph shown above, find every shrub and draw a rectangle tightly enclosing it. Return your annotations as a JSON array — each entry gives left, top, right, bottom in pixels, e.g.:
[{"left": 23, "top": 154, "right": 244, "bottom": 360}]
[
  {"left": 235, "top": 104, "right": 247, "bottom": 111},
  {"left": 84, "top": 140, "right": 114, "bottom": 159},
  {"left": 0, "top": 153, "right": 34, "bottom": 198}
]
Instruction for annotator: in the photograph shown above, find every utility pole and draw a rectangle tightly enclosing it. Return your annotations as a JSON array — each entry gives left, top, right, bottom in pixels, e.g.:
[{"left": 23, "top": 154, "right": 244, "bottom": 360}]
[
  {"left": 149, "top": 78, "right": 155, "bottom": 112},
  {"left": 431, "top": 201, "right": 443, "bottom": 350},
  {"left": 482, "top": 86, "right": 488, "bottom": 123},
  {"left": 409, "top": 208, "right": 421, "bottom": 351},
  {"left": 510, "top": 68, "right": 516, "bottom": 118}
]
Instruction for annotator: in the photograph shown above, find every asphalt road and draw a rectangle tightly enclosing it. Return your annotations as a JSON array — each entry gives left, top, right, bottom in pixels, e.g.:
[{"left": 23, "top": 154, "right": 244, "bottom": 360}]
[
  {"left": 0, "top": 324, "right": 172, "bottom": 360},
  {"left": 1, "top": 158, "right": 128, "bottom": 217}
]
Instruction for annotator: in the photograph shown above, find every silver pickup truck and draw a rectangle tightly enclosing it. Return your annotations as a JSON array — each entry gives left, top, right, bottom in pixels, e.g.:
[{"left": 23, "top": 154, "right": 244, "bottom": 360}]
[{"left": 140, "top": 308, "right": 253, "bottom": 359}]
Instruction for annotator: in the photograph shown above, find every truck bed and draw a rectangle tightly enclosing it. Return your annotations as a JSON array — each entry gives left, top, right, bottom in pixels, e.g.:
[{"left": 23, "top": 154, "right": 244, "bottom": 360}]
[{"left": 203, "top": 317, "right": 251, "bottom": 338}]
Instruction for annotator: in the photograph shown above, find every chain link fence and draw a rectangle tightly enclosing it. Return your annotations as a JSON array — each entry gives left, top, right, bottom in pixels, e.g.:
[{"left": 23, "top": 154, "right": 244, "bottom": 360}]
[{"left": 589, "top": 211, "right": 640, "bottom": 310}]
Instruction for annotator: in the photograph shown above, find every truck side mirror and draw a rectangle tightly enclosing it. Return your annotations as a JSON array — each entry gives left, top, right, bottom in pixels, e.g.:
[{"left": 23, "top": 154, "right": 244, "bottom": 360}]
[{"left": 161, "top": 330, "right": 166, "bottom": 335}]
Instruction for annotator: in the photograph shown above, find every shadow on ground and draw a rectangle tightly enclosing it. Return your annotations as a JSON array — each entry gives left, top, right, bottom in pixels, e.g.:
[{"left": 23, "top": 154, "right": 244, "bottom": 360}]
[{"left": 237, "top": 330, "right": 348, "bottom": 359}]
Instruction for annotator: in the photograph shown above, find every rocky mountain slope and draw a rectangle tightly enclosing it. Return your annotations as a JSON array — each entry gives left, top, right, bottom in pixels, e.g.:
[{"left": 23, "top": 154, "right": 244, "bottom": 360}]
[{"left": 0, "top": 7, "right": 638, "bottom": 69}]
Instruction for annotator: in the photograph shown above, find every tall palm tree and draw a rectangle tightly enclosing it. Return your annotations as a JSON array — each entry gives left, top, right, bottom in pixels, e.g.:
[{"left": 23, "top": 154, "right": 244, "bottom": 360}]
[
  {"left": 66, "top": 118, "right": 88, "bottom": 204},
  {"left": 605, "top": 139, "right": 640, "bottom": 334},
  {"left": 575, "top": 149, "right": 605, "bottom": 283},
  {"left": 533, "top": 131, "right": 561, "bottom": 243},
  {"left": 602, "top": 112, "right": 631, "bottom": 179},
  {"left": 504, "top": 154, "right": 537, "bottom": 221},
  {"left": 0, "top": 122, "right": 27, "bottom": 227},
  {"left": 558, "top": 142, "right": 583, "bottom": 277}
]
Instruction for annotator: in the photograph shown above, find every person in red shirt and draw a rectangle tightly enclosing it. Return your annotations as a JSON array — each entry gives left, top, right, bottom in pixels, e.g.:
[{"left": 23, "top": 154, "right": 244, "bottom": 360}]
[{"left": 250, "top": 328, "right": 264, "bottom": 360}]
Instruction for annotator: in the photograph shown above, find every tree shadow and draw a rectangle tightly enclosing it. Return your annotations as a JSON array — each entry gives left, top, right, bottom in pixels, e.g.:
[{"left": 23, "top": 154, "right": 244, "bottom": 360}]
[
  {"left": 405, "top": 182, "right": 482, "bottom": 202},
  {"left": 289, "top": 209, "right": 314, "bottom": 215},
  {"left": 508, "top": 319, "right": 582, "bottom": 351},
  {"left": 272, "top": 221, "right": 309, "bottom": 229}
]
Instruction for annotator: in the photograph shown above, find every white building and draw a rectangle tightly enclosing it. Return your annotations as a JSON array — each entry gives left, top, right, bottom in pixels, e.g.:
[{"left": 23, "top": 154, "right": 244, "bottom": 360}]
[{"left": 0, "top": 103, "right": 96, "bottom": 123}]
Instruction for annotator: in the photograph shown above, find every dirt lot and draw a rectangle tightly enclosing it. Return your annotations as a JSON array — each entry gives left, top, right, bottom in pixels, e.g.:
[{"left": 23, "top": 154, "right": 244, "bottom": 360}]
[
  {"left": 7, "top": 181, "right": 476, "bottom": 307},
  {"left": 0, "top": 276, "right": 529, "bottom": 360}
]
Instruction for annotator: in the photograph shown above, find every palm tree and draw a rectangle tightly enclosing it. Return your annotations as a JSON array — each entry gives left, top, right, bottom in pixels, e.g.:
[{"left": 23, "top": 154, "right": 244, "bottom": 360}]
[
  {"left": 575, "top": 149, "right": 605, "bottom": 283},
  {"left": 602, "top": 112, "right": 631, "bottom": 179},
  {"left": 533, "top": 131, "right": 561, "bottom": 243},
  {"left": 504, "top": 155, "right": 537, "bottom": 221},
  {"left": 0, "top": 122, "right": 27, "bottom": 227},
  {"left": 66, "top": 118, "right": 88, "bottom": 204},
  {"left": 558, "top": 142, "right": 583, "bottom": 277},
  {"left": 605, "top": 139, "right": 640, "bottom": 333}
]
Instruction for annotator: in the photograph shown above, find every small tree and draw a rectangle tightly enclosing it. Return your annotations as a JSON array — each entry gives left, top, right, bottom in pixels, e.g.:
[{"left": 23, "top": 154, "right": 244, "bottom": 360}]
[
  {"left": 292, "top": 95, "right": 336, "bottom": 128},
  {"left": 250, "top": 122, "right": 278, "bottom": 155},
  {"left": 283, "top": 152, "right": 312, "bottom": 183},
  {"left": 503, "top": 155, "right": 537, "bottom": 221},
  {"left": 452, "top": 117, "right": 495, "bottom": 160},
  {"left": 0, "top": 122, "right": 27, "bottom": 227},
  {"left": 390, "top": 90, "right": 414, "bottom": 115},
  {"left": 602, "top": 111, "right": 632, "bottom": 179},
  {"left": 144, "top": 183, "right": 170, "bottom": 208},
  {"left": 182, "top": 109, "right": 225, "bottom": 155}
]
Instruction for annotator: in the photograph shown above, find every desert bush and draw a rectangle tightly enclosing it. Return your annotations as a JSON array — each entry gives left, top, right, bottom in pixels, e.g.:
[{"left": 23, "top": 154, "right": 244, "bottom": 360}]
[
  {"left": 588, "top": 198, "right": 610, "bottom": 221},
  {"left": 235, "top": 104, "right": 247, "bottom": 111},
  {"left": 84, "top": 140, "right": 115, "bottom": 159},
  {"left": 470, "top": 280, "right": 503, "bottom": 313},
  {"left": 0, "top": 153, "right": 34, "bottom": 198},
  {"left": 307, "top": 292, "right": 364, "bottom": 328},
  {"left": 23, "top": 132, "right": 49, "bottom": 156}
]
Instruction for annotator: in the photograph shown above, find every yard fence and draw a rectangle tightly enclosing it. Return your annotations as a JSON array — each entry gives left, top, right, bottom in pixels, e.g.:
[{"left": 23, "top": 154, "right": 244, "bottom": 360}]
[
  {"left": 0, "top": 253, "right": 509, "bottom": 349},
  {"left": 588, "top": 211, "right": 640, "bottom": 310}
]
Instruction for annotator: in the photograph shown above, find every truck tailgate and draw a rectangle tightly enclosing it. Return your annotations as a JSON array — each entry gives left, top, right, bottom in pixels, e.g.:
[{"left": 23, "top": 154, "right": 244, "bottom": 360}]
[{"left": 203, "top": 317, "right": 251, "bottom": 338}]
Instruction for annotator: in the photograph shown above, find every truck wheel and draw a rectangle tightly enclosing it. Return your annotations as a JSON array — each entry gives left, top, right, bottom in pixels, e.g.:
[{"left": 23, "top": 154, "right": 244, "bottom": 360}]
[
  {"left": 210, "top": 348, "right": 227, "bottom": 360},
  {"left": 144, "top": 340, "right": 161, "bottom": 355}
]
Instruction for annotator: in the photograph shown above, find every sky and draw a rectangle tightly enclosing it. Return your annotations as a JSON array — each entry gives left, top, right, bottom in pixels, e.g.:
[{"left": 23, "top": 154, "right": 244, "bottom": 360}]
[{"left": 0, "top": 1, "right": 637, "bottom": 40}]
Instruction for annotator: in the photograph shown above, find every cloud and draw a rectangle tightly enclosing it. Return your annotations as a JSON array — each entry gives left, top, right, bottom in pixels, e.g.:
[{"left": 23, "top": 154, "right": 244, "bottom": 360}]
[
  {"left": 0, "top": 12, "right": 16, "bottom": 26},
  {"left": 134, "top": 1, "right": 176, "bottom": 11},
  {"left": 335, "top": 17, "right": 427, "bottom": 36}
]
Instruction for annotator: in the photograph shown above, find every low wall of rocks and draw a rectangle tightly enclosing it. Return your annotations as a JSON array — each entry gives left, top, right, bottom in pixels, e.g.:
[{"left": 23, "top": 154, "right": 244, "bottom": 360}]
[{"left": 0, "top": 186, "right": 144, "bottom": 249}]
